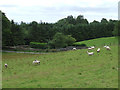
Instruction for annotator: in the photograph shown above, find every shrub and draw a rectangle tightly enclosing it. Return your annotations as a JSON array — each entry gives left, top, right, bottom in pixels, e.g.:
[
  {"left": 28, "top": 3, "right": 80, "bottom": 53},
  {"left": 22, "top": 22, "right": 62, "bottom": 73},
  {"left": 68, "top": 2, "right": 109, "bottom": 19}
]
[
  {"left": 48, "top": 33, "right": 67, "bottom": 48},
  {"left": 48, "top": 32, "right": 76, "bottom": 49},
  {"left": 65, "top": 35, "right": 76, "bottom": 46},
  {"left": 30, "top": 42, "right": 47, "bottom": 49}
]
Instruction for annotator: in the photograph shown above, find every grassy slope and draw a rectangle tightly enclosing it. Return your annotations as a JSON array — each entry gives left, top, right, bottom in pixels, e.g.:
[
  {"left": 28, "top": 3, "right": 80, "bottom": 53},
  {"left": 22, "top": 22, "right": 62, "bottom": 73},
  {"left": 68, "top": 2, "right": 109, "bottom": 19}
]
[
  {"left": 2, "top": 37, "right": 118, "bottom": 88},
  {"left": 74, "top": 37, "right": 118, "bottom": 47}
]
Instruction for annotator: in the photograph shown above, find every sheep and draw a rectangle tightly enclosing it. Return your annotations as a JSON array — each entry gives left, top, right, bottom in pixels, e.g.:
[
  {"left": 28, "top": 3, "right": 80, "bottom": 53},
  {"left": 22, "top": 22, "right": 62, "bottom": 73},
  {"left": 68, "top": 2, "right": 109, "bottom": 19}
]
[
  {"left": 97, "top": 48, "right": 100, "bottom": 52},
  {"left": 88, "top": 47, "right": 92, "bottom": 50},
  {"left": 88, "top": 46, "right": 95, "bottom": 50},
  {"left": 106, "top": 46, "right": 111, "bottom": 50},
  {"left": 32, "top": 60, "right": 40, "bottom": 65},
  {"left": 73, "top": 48, "right": 77, "bottom": 50},
  {"left": 87, "top": 51, "right": 94, "bottom": 56},
  {"left": 104, "top": 45, "right": 107, "bottom": 48},
  {"left": 5, "top": 63, "right": 8, "bottom": 68},
  {"left": 91, "top": 46, "right": 95, "bottom": 49}
]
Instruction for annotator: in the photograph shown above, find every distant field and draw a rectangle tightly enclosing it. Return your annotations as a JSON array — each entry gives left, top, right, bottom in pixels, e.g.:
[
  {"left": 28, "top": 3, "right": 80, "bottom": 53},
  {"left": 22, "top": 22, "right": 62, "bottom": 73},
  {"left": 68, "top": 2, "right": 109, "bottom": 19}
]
[
  {"left": 74, "top": 37, "right": 118, "bottom": 47},
  {"left": 2, "top": 37, "right": 118, "bottom": 88}
]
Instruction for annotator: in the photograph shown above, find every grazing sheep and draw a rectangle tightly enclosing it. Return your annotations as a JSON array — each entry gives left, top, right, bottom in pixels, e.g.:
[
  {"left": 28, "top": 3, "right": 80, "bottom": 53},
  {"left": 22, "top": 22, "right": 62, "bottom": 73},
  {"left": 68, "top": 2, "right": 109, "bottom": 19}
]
[
  {"left": 33, "top": 60, "right": 40, "bottom": 65},
  {"left": 97, "top": 48, "right": 100, "bottom": 52},
  {"left": 104, "top": 45, "right": 107, "bottom": 48},
  {"left": 88, "top": 46, "right": 95, "bottom": 50},
  {"left": 106, "top": 46, "right": 111, "bottom": 50},
  {"left": 73, "top": 48, "right": 77, "bottom": 50},
  {"left": 91, "top": 46, "right": 95, "bottom": 49},
  {"left": 87, "top": 51, "right": 94, "bottom": 56},
  {"left": 5, "top": 63, "right": 8, "bottom": 68},
  {"left": 88, "top": 47, "right": 92, "bottom": 50}
]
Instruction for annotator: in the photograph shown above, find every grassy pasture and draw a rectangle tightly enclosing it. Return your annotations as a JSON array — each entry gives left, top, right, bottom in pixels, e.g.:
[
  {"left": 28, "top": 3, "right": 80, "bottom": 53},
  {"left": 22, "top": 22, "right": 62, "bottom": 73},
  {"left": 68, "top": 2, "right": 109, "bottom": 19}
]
[
  {"left": 74, "top": 37, "right": 118, "bottom": 47},
  {"left": 2, "top": 37, "right": 118, "bottom": 88}
]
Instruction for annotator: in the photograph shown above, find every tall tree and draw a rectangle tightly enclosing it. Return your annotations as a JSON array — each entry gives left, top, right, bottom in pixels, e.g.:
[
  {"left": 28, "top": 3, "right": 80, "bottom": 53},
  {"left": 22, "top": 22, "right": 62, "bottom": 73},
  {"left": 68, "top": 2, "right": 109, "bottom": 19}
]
[
  {"left": 112, "top": 21, "right": 120, "bottom": 36},
  {"left": 101, "top": 18, "right": 108, "bottom": 24},
  {"left": 2, "top": 12, "right": 12, "bottom": 46},
  {"left": 10, "top": 20, "right": 25, "bottom": 45},
  {"left": 76, "top": 15, "right": 88, "bottom": 24}
]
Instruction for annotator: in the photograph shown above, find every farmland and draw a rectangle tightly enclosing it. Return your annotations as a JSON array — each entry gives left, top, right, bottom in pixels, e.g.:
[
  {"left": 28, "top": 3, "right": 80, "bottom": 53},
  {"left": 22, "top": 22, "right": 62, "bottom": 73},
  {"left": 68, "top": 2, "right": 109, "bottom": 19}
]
[{"left": 2, "top": 37, "right": 118, "bottom": 88}]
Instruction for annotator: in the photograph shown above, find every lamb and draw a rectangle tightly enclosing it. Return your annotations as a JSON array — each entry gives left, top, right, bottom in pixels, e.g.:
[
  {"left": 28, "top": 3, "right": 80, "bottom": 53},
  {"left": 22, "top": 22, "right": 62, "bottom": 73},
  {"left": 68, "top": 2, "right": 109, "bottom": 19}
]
[
  {"left": 32, "top": 60, "right": 40, "bottom": 65},
  {"left": 73, "top": 48, "right": 77, "bottom": 50},
  {"left": 5, "top": 63, "right": 8, "bottom": 68},
  {"left": 87, "top": 51, "right": 94, "bottom": 56},
  {"left": 97, "top": 48, "right": 100, "bottom": 52}
]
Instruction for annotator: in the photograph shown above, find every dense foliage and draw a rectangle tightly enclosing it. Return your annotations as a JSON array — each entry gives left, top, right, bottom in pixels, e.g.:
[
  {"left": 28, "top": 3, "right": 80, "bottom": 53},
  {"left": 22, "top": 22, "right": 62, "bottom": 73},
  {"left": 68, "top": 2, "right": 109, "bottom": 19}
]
[
  {"left": 1, "top": 11, "right": 119, "bottom": 48},
  {"left": 48, "top": 32, "right": 76, "bottom": 48}
]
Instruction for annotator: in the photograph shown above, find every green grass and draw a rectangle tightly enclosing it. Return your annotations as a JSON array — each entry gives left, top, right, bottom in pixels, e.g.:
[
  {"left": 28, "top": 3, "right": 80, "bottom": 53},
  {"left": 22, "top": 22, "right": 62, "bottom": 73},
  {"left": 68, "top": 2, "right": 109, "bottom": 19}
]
[
  {"left": 2, "top": 37, "right": 118, "bottom": 88},
  {"left": 74, "top": 37, "right": 118, "bottom": 47}
]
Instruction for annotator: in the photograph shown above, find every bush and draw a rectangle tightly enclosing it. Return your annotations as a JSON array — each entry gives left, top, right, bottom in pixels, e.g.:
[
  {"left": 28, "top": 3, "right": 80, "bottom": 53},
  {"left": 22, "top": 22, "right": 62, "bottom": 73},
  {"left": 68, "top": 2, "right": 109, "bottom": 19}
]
[
  {"left": 65, "top": 35, "right": 76, "bottom": 46},
  {"left": 48, "top": 33, "right": 67, "bottom": 48},
  {"left": 48, "top": 32, "right": 76, "bottom": 49},
  {"left": 73, "top": 43, "right": 87, "bottom": 47},
  {"left": 30, "top": 42, "right": 47, "bottom": 49}
]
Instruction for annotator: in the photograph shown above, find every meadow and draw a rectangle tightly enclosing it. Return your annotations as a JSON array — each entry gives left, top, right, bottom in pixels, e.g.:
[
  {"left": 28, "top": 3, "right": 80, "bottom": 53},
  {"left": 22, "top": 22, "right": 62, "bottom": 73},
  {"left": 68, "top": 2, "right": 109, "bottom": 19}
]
[
  {"left": 2, "top": 37, "right": 118, "bottom": 88},
  {"left": 74, "top": 37, "right": 118, "bottom": 47}
]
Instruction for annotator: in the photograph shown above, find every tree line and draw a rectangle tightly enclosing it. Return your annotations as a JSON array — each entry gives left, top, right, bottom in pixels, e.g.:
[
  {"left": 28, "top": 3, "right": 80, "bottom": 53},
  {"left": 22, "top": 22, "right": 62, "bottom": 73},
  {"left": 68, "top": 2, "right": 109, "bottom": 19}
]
[{"left": 1, "top": 11, "right": 119, "bottom": 48}]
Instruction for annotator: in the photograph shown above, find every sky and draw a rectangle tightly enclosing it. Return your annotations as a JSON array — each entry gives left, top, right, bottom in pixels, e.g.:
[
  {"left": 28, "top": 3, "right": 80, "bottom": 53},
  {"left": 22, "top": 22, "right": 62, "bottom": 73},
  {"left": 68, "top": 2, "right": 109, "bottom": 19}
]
[{"left": 0, "top": 0, "right": 119, "bottom": 23}]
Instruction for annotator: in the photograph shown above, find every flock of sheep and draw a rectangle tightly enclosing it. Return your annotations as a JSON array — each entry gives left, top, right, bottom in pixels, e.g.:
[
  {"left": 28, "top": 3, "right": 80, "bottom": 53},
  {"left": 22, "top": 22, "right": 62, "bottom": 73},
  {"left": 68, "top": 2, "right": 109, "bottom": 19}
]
[
  {"left": 73, "top": 45, "right": 111, "bottom": 56},
  {"left": 86, "top": 45, "right": 110, "bottom": 56},
  {"left": 4, "top": 45, "right": 111, "bottom": 68}
]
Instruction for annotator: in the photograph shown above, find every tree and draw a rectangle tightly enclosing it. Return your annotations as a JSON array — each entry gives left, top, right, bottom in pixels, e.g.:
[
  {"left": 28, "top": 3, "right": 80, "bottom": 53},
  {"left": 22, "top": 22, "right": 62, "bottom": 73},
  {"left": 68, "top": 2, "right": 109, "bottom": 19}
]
[
  {"left": 2, "top": 12, "right": 12, "bottom": 46},
  {"left": 91, "top": 20, "right": 99, "bottom": 24},
  {"left": 10, "top": 20, "right": 25, "bottom": 45},
  {"left": 48, "top": 33, "right": 76, "bottom": 48},
  {"left": 101, "top": 18, "right": 108, "bottom": 24},
  {"left": 48, "top": 32, "right": 67, "bottom": 48},
  {"left": 76, "top": 15, "right": 88, "bottom": 24},
  {"left": 112, "top": 21, "right": 120, "bottom": 36},
  {"left": 2, "top": 11, "right": 116, "bottom": 47},
  {"left": 65, "top": 35, "right": 76, "bottom": 46},
  {"left": 66, "top": 15, "right": 76, "bottom": 24},
  {"left": 19, "top": 21, "right": 30, "bottom": 44}
]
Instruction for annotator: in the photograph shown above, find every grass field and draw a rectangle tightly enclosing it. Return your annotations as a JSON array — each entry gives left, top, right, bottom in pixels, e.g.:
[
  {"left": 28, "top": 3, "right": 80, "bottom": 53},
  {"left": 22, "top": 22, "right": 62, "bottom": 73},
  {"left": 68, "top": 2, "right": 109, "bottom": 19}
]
[
  {"left": 2, "top": 37, "right": 118, "bottom": 88},
  {"left": 74, "top": 37, "right": 118, "bottom": 47}
]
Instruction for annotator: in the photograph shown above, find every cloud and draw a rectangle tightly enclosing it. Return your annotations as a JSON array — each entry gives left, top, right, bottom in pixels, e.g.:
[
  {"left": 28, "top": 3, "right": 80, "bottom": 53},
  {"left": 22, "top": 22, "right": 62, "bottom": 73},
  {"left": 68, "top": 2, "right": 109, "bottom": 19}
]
[
  {"left": 0, "top": 0, "right": 118, "bottom": 23},
  {"left": 0, "top": 4, "right": 18, "bottom": 8},
  {"left": 69, "top": 6, "right": 117, "bottom": 13}
]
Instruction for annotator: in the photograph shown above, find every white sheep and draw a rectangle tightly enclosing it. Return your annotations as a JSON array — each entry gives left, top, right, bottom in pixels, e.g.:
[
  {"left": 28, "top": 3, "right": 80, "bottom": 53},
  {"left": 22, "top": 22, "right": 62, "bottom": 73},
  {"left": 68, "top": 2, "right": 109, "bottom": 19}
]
[
  {"left": 87, "top": 51, "right": 94, "bottom": 56},
  {"left": 88, "top": 46, "right": 95, "bottom": 50},
  {"left": 91, "top": 46, "right": 95, "bottom": 49},
  {"left": 97, "top": 48, "right": 100, "bottom": 52},
  {"left": 106, "top": 46, "right": 111, "bottom": 50},
  {"left": 32, "top": 60, "right": 40, "bottom": 65},
  {"left": 104, "top": 45, "right": 107, "bottom": 48},
  {"left": 88, "top": 47, "right": 92, "bottom": 50},
  {"left": 5, "top": 63, "right": 8, "bottom": 68},
  {"left": 73, "top": 48, "right": 77, "bottom": 50}
]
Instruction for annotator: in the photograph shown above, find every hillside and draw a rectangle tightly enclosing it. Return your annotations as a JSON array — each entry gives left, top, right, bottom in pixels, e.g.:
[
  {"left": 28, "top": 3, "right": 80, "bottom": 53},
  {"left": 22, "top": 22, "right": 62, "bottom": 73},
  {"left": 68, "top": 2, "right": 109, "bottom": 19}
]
[
  {"left": 74, "top": 37, "right": 118, "bottom": 47},
  {"left": 2, "top": 37, "right": 118, "bottom": 88}
]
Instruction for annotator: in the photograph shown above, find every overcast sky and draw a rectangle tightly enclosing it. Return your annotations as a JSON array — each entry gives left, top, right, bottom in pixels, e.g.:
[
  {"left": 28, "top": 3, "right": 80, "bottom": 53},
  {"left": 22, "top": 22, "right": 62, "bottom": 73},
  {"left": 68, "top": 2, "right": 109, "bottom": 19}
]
[{"left": 0, "top": 0, "right": 119, "bottom": 23}]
